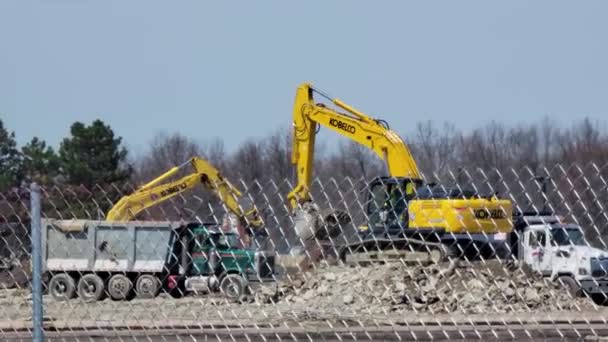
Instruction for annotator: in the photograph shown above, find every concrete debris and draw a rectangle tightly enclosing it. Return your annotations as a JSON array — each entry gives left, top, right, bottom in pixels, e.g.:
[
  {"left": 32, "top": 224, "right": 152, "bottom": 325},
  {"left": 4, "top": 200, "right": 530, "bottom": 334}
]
[
  {"left": 342, "top": 294, "right": 354, "bottom": 305},
  {"left": 255, "top": 260, "right": 596, "bottom": 314}
]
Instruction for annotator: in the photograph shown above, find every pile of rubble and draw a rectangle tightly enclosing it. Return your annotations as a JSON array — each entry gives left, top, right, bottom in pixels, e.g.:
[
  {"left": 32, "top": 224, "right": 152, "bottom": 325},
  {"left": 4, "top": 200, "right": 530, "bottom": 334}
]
[{"left": 256, "top": 260, "right": 595, "bottom": 314}]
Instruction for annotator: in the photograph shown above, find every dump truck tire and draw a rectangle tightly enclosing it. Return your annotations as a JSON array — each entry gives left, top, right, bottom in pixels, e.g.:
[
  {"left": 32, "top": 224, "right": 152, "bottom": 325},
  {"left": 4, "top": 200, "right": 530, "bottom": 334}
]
[
  {"left": 108, "top": 274, "right": 133, "bottom": 300},
  {"left": 77, "top": 274, "right": 105, "bottom": 302},
  {"left": 220, "top": 274, "right": 246, "bottom": 300},
  {"left": 49, "top": 273, "right": 76, "bottom": 301},
  {"left": 591, "top": 293, "right": 608, "bottom": 306},
  {"left": 136, "top": 274, "right": 160, "bottom": 299},
  {"left": 557, "top": 275, "right": 580, "bottom": 298}
]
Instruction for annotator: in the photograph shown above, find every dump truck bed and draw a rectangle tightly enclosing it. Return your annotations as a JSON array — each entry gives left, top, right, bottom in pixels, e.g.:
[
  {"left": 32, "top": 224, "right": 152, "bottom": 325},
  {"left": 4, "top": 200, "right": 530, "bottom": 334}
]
[{"left": 41, "top": 219, "right": 181, "bottom": 274}]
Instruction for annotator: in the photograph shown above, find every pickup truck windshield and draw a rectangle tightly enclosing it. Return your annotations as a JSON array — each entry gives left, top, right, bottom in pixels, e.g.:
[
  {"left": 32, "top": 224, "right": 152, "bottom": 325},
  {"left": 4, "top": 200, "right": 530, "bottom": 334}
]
[{"left": 551, "top": 226, "right": 586, "bottom": 246}]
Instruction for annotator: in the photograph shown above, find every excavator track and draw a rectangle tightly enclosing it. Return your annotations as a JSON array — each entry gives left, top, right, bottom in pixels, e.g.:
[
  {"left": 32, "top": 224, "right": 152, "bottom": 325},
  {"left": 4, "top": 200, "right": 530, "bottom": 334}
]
[{"left": 337, "top": 237, "right": 447, "bottom": 266}]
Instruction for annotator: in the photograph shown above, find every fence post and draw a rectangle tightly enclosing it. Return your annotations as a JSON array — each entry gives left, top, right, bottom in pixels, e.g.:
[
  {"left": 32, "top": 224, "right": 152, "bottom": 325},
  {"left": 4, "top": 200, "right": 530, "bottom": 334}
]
[{"left": 30, "top": 182, "right": 44, "bottom": 342}]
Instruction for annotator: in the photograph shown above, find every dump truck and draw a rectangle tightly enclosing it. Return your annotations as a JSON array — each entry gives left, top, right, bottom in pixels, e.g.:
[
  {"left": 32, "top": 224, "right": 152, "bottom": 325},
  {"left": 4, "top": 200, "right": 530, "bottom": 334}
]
[
  {"left": 41, "top": 219, "right": 275, "bottom": 302},
  {"left": 510, "top": 212, "right": 608, "bottom": 303}
]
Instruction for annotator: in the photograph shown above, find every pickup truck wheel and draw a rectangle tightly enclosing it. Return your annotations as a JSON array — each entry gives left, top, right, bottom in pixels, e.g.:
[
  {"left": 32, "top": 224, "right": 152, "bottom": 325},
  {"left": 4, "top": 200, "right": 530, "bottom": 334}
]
[
  {"left": 77, "top": 274, "right": 105, "bottom": 302},
  {"left": 108, "top": 274, "right": 133, "bottom": 300},
  {"left": 135, "top": 275, "right": 160, "bottom": 299},
  {"left": 220, "top": 274, "right": 246, "bottom": 300},
  {"left": 49, "top": 273, "right": 76, "bottom": 301},
  {"left": 557, "top": 276, "right": 580, "bottom": 298},
  {"left": 591, "top": 293, "right": 608, "bottom": 306}
]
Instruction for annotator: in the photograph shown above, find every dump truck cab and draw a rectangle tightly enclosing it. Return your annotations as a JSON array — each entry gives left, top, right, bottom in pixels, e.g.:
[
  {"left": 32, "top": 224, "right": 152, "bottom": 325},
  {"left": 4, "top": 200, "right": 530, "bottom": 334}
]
[
  {"left": 514, "top": 213, "right": 608, "bottom": 302},
  {"left": 182, "top": 225, "right": 275, "bottom": 298},
  {"left": 189, "top": 226, "right": 254, "bottom": 276}
]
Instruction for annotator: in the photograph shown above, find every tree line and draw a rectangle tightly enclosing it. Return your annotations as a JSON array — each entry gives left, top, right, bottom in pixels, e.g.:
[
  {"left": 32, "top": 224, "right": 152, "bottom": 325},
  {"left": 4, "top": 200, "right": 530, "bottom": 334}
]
[
  {"left": 1, "top": 116, "right": 608, "bottom": 246},
  {"left": 0, "top": 119, "right": 130, "bottom": 191}
]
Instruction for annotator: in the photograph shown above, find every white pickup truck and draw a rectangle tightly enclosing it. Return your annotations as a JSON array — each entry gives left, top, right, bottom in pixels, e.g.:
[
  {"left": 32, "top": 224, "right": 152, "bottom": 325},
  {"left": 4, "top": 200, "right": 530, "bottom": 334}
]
[{"left": 512, "top": 213, "right": 608, "bottom": 303}]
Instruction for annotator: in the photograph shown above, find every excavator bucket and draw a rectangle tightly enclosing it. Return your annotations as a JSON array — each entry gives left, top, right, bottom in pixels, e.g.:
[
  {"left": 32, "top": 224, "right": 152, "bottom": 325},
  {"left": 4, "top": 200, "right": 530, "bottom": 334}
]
[
  {"left": 291, "top": 203, "right": 351, "bottom": 271},
  {"left": 293, "top": 203, "right": 351, "bottom": 242},
  {"left": 293, "top": 208, "right": 319, "bottom": 242}
]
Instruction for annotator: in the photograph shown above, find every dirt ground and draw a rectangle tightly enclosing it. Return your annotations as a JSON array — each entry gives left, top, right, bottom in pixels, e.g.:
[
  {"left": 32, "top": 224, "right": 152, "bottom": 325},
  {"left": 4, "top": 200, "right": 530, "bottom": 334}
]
[{"left": 0, "top": 260, "right": 606, "bottom": 332}]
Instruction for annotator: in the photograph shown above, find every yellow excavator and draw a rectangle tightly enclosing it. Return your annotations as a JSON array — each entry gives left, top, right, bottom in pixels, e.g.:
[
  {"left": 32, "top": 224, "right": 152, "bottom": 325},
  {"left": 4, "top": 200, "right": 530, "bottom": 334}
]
[
  {"left": 288, "top": 83, "right": 513, "bottom": 263},
  {"left": 106, "top": 157, "right": 263, "bottom": 231}
]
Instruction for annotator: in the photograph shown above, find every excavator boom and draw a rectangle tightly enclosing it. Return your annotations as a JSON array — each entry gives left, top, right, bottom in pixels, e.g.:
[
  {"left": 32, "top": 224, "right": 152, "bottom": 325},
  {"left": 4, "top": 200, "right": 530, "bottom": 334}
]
[
  {"left": 106, "top": 171, "right": 202, "bottom": 221},
  {"left": 106, "top": 157, "right": 262, "bottom": 229},
  {"left": 288, "top": 82, "right": 421, "bottom": 209}
]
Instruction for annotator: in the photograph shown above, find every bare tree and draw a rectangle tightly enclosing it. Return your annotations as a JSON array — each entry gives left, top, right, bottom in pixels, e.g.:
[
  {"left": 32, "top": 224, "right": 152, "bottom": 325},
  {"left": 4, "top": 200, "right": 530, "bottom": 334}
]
[
  {"left": 507, "top": 125, "right": 540, "bottom": 170},
  {"left": 231, "top": 139, "right": 265, "bottom": 184},
  {"left": 120, "top": 117, "right": 608, "bottom": 248},
  {"left": 539, "top": 117, "right": 558, "bottom": 164},
  {"left": 135, "top": 132, "right": 204, "bottom": 182},
  {"left": 261, "top": 128, "right": 292, "bottom": 182},
  {"left": 409, "top": 121, "right": 458, "bottom": 180},
  {"left": 557, "top": 118, "right": 608, "bottom": 164},
  {"left": 131, "top": 132, "right": 210, "bottom": 221},
  {"left": 201, "top": 138, "right": 228, "bottom": 172}
]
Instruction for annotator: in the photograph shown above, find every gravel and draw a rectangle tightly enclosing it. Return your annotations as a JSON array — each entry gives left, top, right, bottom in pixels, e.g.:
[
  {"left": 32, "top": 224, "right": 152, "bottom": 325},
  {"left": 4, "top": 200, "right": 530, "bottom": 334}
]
[
  {"left": 0, "top": 260, "right": 604, "bottom": 329},
  {"left": 254, "top": 260, "right": 600, "bottom": 315}
]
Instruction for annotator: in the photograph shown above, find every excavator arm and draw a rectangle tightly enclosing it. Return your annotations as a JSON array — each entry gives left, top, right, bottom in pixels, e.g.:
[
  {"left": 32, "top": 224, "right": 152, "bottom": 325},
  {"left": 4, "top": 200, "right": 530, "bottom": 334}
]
[
  {"left": 106, "top": 157, "right": 263, "bottom": 229},
  {"left": 190, "top": 157, "right": 262, "bottom": 228},
  {"left": 288, "top": 82, "right": 421, "bottom": 210}
]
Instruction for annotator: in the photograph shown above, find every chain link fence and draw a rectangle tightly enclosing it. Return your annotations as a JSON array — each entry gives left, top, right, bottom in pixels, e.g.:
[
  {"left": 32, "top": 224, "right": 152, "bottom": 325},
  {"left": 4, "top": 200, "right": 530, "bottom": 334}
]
[{"left": 1, "top": 164, "right": 608, "bottom": 340}]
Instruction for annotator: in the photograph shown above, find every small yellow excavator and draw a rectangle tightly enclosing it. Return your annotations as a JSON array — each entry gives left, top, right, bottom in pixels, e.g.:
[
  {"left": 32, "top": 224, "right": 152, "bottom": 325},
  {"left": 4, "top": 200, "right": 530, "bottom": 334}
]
[
  {"left": 288, "top": 83, "right": 513, "bottom": 264},
  {"left": 106, "top": 157, "right": 263, "bottom": 231}
]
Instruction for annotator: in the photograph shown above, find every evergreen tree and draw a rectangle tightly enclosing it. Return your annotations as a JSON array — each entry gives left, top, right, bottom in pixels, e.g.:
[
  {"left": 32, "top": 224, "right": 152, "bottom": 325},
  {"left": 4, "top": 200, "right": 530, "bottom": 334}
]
[
  {"left": 21, "top": 137, "right": 60, "bottom": 184},
  {"left": 59, "top": 120, "right": 131, "bottom": 187},
  {"left": 0, "top": 119, "right": 23, "bottom": 191}
]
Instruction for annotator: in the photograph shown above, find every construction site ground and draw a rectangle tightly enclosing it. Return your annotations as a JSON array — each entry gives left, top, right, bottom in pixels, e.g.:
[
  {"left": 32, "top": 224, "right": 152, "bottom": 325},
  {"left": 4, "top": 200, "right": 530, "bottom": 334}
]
[{"left": 0, "top": 259, "right": 606, "bottom": 335}]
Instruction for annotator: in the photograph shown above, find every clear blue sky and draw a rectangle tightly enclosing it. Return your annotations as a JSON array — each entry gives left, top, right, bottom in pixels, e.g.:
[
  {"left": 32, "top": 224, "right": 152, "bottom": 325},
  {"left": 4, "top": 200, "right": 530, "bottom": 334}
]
[{"left": 1, "top": 1, "right": 607, "bottom": 155}]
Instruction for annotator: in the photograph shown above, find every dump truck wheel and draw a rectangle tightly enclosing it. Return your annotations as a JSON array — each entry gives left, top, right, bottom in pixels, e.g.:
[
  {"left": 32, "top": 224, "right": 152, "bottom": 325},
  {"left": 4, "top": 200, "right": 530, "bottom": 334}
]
[
  {"left": 219, "top": 274, "right": 246, "bottom": 300},
  {"left": 77, "top": 274, "right": 105, "bottom": 302},
  {"left": 108, "top": 274, "right": 133, "bottom": 300},
  {"left": 557, "top": 275, "right": 580, "bottom": 298},
  {"left": 136, "top": 275, "right": 160, "bottom": 299},
  {"left": 49, "top": 273, "right": 76, "bottom": 301},
  {"left": 591, "top": 293, "right": 608, "bottom": 306}
]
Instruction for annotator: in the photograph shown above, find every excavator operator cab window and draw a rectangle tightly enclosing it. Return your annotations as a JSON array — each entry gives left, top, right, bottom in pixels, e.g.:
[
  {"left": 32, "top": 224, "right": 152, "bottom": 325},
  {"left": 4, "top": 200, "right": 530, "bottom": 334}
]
[
  {"left": 368, "top": 182, "right": 387, "bottom": 227},
  {"left": 387, "top": 185, "right": 406, "bottom": 211},
  {"left": 368, "top": 178, "right": 422, "bottom": 228},
  {"left": 405, "top": 182, "right": 416, "bottom": 198},
  {"left": 367, "top": 180, "right": 411, "bottom": 228}
]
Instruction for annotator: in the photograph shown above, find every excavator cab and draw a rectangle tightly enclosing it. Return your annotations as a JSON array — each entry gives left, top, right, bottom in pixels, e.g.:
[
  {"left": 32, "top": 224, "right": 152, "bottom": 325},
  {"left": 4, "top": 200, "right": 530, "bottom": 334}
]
[{"left": 362, "top": 177, "right": 424, "bottom": 237}]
